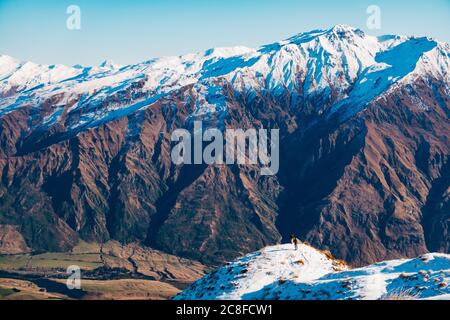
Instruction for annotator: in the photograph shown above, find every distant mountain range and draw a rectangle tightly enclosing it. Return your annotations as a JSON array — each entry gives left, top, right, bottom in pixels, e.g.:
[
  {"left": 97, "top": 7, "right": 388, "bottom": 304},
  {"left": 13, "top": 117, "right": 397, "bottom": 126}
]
[{"left": 0, "top": 25, "right": 448, "bottom": 266}]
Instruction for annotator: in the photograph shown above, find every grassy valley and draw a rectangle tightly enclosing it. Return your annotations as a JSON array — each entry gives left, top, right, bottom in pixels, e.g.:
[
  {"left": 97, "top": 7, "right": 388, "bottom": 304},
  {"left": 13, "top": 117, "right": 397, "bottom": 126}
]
[{"left": 0, "top": 241, "right": 207, "bottom": 300}]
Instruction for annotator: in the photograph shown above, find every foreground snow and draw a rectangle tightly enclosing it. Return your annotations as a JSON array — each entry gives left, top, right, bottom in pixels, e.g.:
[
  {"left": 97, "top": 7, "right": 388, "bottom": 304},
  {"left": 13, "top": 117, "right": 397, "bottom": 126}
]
[{"left": 175, "top": 244, "right": 450, "bottom": 300}]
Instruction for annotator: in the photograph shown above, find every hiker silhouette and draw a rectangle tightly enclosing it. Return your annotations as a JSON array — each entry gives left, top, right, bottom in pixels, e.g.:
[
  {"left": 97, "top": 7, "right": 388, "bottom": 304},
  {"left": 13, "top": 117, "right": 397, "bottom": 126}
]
[{"left": 290, "top": 234, "right": 300, "bottom": 250}]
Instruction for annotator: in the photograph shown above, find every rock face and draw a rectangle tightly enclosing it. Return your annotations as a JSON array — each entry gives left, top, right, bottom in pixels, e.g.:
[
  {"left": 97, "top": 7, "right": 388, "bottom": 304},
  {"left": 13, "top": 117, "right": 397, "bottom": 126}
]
[
  {"left": 0, "top": 25, "right": 448, "bottom": 266},
  {"left": 277, "top": 78, "right": 450, "bottom": 265},
  {"left": 0, "top": 225, "right": 31, "bottom": 254}
]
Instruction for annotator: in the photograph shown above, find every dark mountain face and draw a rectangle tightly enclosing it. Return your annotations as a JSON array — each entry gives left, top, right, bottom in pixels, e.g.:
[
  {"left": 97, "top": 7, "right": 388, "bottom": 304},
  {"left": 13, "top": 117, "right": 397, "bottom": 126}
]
[
  {"left": 277, "top": 77, "right": 449, "bottom": 265},
  {"left": 0, "top": 26, "right": 448, "bottom": 266}
]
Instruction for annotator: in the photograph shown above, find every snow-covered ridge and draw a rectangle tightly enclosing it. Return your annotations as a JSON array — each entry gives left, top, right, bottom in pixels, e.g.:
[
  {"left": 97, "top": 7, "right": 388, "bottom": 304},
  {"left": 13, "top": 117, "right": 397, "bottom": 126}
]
[
  {"left": 175, "top": 244, "right": 450, "bottom": 300},
  {"left": 1, "top": 25, "right": 449, "bottom": 131}
]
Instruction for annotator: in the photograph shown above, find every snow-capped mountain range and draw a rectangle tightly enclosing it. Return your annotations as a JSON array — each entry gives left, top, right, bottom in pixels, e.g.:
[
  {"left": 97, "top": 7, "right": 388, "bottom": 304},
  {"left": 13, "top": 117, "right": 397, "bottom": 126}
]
[
  {"left": 176, "top": 244, "right": 450, "bottom": 300},
  {"left": 1, "top": 24, "right": 449, "bottom": 132}
]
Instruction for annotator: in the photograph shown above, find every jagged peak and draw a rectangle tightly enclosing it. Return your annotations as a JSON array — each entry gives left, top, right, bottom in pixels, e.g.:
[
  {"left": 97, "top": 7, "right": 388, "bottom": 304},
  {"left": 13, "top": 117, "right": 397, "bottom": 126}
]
[
  {"left": 285, "top": 24, "right": 368, "bottom": 47},
  {"left": 328, "top": 24, "right": 361, "bottom": 33},
  {"left": 98, "top": 59, "right": 121, "bottom": 69}
]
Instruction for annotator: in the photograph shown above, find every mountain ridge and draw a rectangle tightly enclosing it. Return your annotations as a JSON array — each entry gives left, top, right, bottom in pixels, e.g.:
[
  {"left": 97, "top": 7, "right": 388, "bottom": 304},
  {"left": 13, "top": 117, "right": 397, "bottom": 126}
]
[
  {"left": 175, "top": 243, "right": 450, "bottom": 300},
  {"left": 1, "top": 24, "right": 448, "bottom": 129}
]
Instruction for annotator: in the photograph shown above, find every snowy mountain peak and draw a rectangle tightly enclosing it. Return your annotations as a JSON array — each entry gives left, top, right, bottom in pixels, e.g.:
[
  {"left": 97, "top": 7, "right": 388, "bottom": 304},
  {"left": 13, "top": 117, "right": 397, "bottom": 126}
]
[
  {"left": 176, "top": 244, "right": 450, "bottom": 300},
  {"left": 204, "top": 46, "right": 255, "bottom": 58},
  {"left": 0, "top": 54, "right": 20, "bottom": 64},
  {"left": 287, "top": 24, "right": 366, "bottom": 45},
  {"left": 329, "top": 23, "right": 357, "bottom": 32},
  {"left": 0, "top": 25, "right": 448, "bottom": 131},
  {"left": 0, "top": 54, "right": 21, "bottom": 76},
  {"left": 175, "top": 244, "right": 348, "bottom": 300},
  {"left": 98, "top": 59, "right": 121, "bottom": 70}
]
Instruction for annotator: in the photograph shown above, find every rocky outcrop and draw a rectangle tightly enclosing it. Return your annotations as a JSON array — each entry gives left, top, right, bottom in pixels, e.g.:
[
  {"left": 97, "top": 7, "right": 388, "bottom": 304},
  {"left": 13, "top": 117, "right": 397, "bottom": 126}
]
[{"left": 0, "top": 225, "right": 31, "bottom": 254}]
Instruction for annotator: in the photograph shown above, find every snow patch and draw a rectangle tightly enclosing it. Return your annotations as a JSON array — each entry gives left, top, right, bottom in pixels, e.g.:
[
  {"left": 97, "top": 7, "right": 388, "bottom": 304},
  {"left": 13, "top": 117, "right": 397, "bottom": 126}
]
[{"left": 176, "top": 244, "right": 450, "bottom": 300}]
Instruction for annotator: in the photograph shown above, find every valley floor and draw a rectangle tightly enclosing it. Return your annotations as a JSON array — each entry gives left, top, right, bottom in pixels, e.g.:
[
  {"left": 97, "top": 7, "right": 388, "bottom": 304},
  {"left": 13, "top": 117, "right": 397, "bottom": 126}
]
[
  {"left": 0, "top": 241, "right": 207, "bottom": 300},
  {"left": 0, "top": 276, "right": 181, "bottom": 300}
]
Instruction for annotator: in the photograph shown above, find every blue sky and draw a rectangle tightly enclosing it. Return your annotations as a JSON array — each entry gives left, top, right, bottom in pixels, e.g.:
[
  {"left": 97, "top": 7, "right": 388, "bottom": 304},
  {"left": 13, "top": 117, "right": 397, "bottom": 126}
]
[{"left": 0, "top": 0, "right": 449, "bottom": 66}]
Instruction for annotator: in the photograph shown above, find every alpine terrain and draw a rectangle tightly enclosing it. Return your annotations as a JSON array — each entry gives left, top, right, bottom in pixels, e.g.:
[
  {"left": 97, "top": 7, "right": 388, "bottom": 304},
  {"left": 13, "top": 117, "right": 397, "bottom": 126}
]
[{"left": 176, "top": 243, "right": 450, "bottom": 300}]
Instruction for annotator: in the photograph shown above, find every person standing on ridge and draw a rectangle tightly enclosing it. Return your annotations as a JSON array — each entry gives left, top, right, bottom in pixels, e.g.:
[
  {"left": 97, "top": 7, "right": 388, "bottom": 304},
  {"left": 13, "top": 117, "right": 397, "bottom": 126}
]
[{"left": 290, "top": 234, "right": 300, "bottom": 250}]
